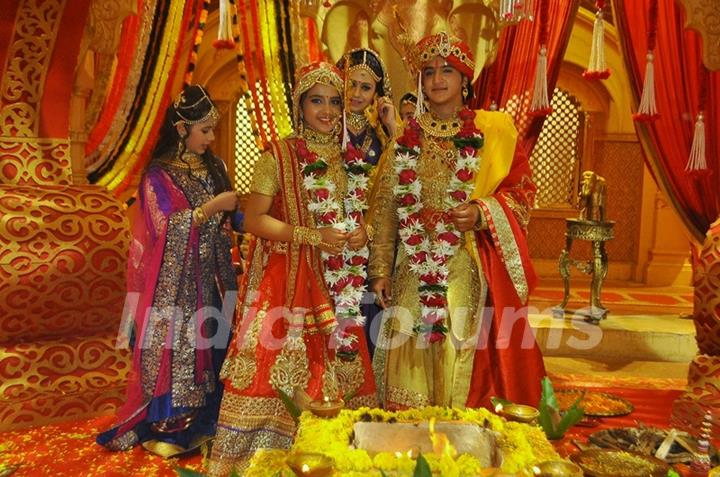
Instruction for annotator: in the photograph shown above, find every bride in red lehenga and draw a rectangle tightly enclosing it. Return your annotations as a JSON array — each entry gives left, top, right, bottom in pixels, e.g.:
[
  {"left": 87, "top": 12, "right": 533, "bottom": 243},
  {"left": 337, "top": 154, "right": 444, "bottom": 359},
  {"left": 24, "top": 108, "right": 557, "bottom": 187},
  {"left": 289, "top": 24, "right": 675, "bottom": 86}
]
[{"left": 207, "top": 62, "right": 377, "bottom": 476}]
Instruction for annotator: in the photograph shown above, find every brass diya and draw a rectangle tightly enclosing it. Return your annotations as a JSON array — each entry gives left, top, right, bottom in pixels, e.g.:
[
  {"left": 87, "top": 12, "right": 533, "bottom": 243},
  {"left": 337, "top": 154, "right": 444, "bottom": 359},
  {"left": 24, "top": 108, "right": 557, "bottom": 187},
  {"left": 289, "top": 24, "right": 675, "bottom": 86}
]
[
  {"left": 529, "top": 460, "right": 584, "bottom": 477},
  {"left": 308, "top": 397, "right": 344, "bottom": 418},
  {"left": 498, "top": 404, "right": 540, "bottom": 424},
  {"left": 285, "top": 452, "right": 334, "bottom": 477}
]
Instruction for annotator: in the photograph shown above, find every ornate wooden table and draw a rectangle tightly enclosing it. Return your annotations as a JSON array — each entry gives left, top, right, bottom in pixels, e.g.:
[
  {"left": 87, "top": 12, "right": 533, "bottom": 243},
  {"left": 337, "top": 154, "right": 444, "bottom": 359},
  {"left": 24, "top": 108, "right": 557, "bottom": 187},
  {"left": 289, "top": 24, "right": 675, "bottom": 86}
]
[{"left": 552, "top": 219, "right": 615, "bottom": 324}]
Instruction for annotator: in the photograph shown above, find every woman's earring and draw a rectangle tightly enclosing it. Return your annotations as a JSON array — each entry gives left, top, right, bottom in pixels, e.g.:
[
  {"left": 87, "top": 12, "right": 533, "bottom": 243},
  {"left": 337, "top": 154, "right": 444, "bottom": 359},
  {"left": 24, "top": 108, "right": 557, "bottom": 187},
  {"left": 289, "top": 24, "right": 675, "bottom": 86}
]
[{"left": 462, "top": 85, "right": 469, "bottom": 101}]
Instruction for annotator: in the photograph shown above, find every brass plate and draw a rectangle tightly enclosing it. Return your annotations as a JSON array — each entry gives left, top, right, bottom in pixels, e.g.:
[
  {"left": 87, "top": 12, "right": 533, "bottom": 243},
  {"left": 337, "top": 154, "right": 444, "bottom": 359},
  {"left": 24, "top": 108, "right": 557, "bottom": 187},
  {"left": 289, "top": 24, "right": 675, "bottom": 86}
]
[
  {"left": 557, "top": 389, "right": 634, "bottom": 417},
  {"left": 570, "top": 449, "right": 670, "bottom": 477}
]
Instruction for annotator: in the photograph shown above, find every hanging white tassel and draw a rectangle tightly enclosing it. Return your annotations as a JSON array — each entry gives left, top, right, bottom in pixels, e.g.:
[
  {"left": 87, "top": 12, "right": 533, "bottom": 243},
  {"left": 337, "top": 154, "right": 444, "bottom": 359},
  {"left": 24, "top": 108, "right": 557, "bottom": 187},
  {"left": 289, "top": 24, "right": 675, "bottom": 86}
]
[
  {"left": 213, "top": 0, "right": 236, "bottom": 49},
  {"left": 583, "top": 7, "right": 611, "bottom": 79},
  {"left": 529, "top": 45, "right": 552, "bottom": 116},
  {"left": 633, "top": 51, "right": 659, "bottom": 121},
  {"left": 523, "top": 0, "right": 535, "bottom": 21},
  {"left": 686, "top": 112, "right": 707, "bottom": 175},
  {"left": 499, "top": 0, "right": 515, "bottom": 21},
  {"left": 341, "top": 110, "right": 350, "bottom": 151},
  {"left": 414, "top": 72, "right": 425, "bottom": 119}
]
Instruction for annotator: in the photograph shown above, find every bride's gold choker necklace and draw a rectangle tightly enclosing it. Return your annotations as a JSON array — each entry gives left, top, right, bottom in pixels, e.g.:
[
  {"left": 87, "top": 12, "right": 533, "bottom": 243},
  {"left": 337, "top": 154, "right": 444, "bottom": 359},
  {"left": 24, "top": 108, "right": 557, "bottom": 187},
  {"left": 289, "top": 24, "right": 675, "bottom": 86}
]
[
  {"left": 301, "top": 128, "right": 340, "bottom": 157},
  {"left": 302, "top": 127, "right": 335, "bottom": 145}
]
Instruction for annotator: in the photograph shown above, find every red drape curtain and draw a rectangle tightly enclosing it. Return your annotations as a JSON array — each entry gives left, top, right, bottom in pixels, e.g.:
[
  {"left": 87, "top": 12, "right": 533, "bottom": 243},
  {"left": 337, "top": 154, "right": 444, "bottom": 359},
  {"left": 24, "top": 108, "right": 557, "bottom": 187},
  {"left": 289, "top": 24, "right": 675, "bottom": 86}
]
[
  {"left": 470, "top": 0, "right": 580, "bottom": 155},
  {"left": 614, "top": 0, "right": 720, "bottom": 242}
]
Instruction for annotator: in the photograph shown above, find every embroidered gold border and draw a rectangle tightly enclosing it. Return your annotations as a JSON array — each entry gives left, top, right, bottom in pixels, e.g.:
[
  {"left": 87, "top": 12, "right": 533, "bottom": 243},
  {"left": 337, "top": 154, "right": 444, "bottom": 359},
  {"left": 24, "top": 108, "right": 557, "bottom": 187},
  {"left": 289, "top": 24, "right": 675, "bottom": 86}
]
[{"left": 478, "top": 197, "right": 529, "bottom": 303}]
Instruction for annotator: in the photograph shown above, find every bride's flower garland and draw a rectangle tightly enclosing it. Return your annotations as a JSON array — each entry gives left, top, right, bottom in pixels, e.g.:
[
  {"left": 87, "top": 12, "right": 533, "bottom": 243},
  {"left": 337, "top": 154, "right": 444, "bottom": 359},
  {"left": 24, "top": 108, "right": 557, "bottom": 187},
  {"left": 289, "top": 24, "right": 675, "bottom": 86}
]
[
  {"left": 296, "top": 137, "right": 372, "bottom": 359},
  {"left": 393, "top": 108, "right": 484, "bottom": 343}
]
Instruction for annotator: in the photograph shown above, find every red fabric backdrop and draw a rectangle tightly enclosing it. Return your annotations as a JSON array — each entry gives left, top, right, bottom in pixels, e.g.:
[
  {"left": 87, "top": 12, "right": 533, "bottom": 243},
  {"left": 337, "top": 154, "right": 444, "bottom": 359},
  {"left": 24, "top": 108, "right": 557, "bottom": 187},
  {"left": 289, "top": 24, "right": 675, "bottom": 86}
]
[
  {"left": 470, "top": 0, "right": 580, "bottom": 156},
  {"left": 614, "top": 0, "right": 720, "bottom": 242}
]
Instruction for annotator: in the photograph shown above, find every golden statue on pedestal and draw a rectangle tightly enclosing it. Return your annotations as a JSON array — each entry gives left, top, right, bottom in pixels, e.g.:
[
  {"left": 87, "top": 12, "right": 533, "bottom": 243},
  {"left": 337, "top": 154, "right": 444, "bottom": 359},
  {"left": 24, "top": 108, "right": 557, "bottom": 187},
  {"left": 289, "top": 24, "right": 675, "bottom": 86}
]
[
  {"left": 578, "top": 170, "right": 607, "bottom": 222},
  {"left": 554, "top": 170, "right": 614, "bottom": 324}
]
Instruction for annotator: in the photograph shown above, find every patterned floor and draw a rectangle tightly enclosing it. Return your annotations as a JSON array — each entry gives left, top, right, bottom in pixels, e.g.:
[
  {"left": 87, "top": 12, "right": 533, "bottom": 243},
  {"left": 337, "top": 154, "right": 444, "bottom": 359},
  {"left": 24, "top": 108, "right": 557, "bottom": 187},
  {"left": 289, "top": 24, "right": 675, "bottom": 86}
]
[
  {"left": 0, "top": 415, "right": 204, "bottom": 477},
  {"left": 530, "top": 281, "right": 693, "bottom": 315}
]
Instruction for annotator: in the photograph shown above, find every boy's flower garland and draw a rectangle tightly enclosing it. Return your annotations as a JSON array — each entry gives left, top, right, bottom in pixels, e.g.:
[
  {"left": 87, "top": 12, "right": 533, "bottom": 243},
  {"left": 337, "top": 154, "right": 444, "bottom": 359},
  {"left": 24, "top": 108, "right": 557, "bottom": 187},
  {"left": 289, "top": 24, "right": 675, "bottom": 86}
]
[
  {"left": 393, "top": 108, "right": 484, "bottom": 343},
  {"left": 296, "top": 137, "right": 372, "bottom": 360}
]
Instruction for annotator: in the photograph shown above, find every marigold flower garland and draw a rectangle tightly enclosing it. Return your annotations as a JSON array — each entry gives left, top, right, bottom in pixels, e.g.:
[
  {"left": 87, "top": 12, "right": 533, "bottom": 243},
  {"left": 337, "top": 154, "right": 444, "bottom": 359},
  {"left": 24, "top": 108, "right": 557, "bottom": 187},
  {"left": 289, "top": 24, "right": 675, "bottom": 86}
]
[
  {"left": 297, "top": 138, "right": 372, "bottom": 359},
  {"left": 393, "top": 108, "right": 484, "bottom": 343}
]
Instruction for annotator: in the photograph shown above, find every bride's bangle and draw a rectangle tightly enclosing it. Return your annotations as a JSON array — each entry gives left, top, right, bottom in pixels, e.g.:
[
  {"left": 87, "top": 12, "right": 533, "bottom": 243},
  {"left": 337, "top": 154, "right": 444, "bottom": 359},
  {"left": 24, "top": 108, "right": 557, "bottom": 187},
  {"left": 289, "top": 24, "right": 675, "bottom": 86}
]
[{"left": 293, "top": 226, "right": 321, "bottom": 246}]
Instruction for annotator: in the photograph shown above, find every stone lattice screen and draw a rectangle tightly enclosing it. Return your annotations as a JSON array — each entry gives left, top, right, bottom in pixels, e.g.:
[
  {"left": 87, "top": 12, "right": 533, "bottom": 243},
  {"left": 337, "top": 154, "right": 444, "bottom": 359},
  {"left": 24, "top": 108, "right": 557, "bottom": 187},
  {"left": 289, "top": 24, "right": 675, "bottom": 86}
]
[
  {"left": 524, "top": 88, "right": 583, "bottom": 209},
  {"left": 234, "top": 82, "right": 292, "bottom": 194}
]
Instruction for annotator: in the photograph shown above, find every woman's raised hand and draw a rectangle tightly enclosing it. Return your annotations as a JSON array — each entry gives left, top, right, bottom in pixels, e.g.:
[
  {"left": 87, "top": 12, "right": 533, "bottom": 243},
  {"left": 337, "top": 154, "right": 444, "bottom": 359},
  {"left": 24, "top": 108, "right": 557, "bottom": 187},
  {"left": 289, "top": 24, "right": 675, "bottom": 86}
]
[
  {"left": 377, "top": 96, "right": 397, "bottom": 137},
  {"left": 205, "top": 191, "right": 239, "bottom": 215}
]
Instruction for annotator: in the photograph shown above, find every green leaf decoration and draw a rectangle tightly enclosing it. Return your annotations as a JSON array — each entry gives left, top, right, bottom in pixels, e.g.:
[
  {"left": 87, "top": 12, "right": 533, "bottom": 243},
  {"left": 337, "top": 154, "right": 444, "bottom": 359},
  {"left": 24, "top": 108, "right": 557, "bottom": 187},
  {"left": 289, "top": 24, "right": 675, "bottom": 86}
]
[
  {"left": 538, "top": 376, "right": 584, "bottom": 440},
  {"left": 346, "top": 163, "right": 372, "bottom": 175},
  {"left": 230, "top": 468, "right": 242, "bottom": 477},
  {"left": 276, "top": 387, "right": 302, "bottom": 425},
  {"left": 302, "top": 160, "right": 328, "bottom": 175},
  {"left": 667, "top": 470, "right": 680, "bottom": 477},
  {"left": 413, "top": 453, "right": 433, "bottom": 477},
  {"left": 175, "top": 467, "right": 207, "bottom": 477}
]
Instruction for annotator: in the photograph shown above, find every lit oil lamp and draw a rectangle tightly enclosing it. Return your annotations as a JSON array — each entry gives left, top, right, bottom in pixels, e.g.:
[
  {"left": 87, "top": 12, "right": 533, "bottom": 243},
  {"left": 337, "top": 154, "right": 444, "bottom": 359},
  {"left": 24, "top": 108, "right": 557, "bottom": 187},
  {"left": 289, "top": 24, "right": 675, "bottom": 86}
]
[
  {"left": 308, "top": 395, "right": 344, "bottom": 418},
  {"left": 495, "top": 402, "right": 540, "bottom": 424},
  {"left": 285, "top": 452, "right": 334, "bottom": 477},
  {"left": 529, "top": 460, "right": 583, "bottom": 477}
]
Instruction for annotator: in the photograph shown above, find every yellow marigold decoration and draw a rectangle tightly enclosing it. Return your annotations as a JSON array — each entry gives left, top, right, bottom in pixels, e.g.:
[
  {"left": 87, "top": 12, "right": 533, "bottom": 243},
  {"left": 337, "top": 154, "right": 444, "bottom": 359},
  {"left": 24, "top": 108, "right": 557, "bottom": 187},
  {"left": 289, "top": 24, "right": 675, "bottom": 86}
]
[{"left": 245, "top": 406, "right": 562, "bottom": 476}]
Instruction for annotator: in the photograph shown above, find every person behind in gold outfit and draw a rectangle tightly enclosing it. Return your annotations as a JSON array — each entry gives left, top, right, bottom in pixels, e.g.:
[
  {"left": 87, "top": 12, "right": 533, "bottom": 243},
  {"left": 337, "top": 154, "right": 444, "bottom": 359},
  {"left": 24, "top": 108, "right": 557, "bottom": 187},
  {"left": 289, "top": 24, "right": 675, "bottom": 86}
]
[
  {"left": 207, "top": 62, "right": 377, "bottom": 476},
  {"left": 369, "top": 32, "right": 546, "bottom": 410},
  {"left": 97, "top": 85, "right": 242, "bottom": 456}
]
